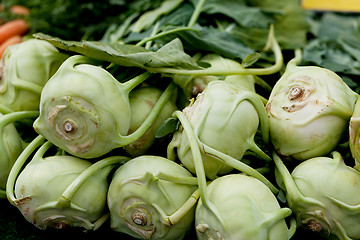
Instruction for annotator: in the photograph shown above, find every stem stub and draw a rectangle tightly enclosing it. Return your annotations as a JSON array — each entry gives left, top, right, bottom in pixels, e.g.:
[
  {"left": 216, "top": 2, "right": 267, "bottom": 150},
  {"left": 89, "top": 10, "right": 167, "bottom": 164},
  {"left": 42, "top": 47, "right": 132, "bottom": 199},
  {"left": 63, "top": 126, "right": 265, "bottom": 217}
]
[{"left": 132, "top": 211, "right": 147, "bottom": 226}]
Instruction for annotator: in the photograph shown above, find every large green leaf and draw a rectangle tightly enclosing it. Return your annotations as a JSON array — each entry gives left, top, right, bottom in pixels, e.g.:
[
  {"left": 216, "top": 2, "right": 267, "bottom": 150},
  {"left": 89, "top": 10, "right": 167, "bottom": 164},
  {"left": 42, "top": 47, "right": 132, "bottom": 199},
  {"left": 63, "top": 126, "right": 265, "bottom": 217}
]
[{"left": 34, "top": 33, "right": 201, "bottom": 70}]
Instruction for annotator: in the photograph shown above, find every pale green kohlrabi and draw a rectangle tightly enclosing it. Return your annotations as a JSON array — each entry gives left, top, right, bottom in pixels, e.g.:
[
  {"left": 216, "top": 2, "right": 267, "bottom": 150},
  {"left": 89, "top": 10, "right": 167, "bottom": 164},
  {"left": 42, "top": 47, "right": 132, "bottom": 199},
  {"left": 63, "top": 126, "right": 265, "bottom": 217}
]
[
  {"left": 123, "top": 86, "right": 177, "bottom": 157},
  {"left": 274, "top": 151, "right": 360, "bottom": 240},
  {"left": 173, "top": 25, "right": 280, "bottom": 99},
  {"left": 33, "top": 55, "right": 177, "bottom": 159},
  {"left": 0, "top": 110, "right": 38, "bottom": 197},
  {"left": 167, "top": 110, "right": 284, "bottom": 240},
  {"left": 184, "top": 53, "right": 264, "bottom": 97},
  {"left": 107, "top": 155, "right": 199, "bottom": 240},
  {"left": 266, "top": 52, "right": 358, "bottom": 161},
  {"left": 6, "top": 135, "right": 129, "bottom": 230},
  {"left": 167, "top": 80, "right": 271, "bottom": 180},
  {"left": 195, "top": 174, "right": 294, "bottom": 240},
  {"left": 349, "top": 98, "right": 360, "bottom": 169},
  {"left": 0, "top": 39, "right": 69, "bottom": 113}
]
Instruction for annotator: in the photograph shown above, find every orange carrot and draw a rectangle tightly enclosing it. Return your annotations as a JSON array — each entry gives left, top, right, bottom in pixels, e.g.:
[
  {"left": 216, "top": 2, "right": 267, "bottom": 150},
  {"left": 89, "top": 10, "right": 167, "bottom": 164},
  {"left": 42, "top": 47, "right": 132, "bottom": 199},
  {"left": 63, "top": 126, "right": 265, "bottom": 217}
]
[
  {"left": 10, "top": 5, "right": 30, "bottom": 16},
  {"left": 0, "top": 34, "right": 22, "bottom": 58},
  {"left": 0, "top": 19, "right": 28, "bottom": 44}
]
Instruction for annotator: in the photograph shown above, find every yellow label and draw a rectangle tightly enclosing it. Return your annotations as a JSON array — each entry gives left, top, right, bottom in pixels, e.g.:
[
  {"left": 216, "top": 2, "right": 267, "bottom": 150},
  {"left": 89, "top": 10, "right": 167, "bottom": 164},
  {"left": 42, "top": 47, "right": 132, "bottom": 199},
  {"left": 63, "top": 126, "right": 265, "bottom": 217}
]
[{"left": 302, "top": 0, "right": 360, "bottom": 12}]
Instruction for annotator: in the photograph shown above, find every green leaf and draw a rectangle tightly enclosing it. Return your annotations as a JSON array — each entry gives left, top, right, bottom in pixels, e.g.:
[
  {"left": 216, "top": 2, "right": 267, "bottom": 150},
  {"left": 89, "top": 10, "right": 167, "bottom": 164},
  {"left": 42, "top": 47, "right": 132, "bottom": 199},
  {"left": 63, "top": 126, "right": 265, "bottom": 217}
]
[
  {"left": 241, "top": 52, "right": 262, "bottom": 68},
  {"left": 155, "top": 117, "right": 179, "bottom": 138},
  {"left": 33, "top": 33, "right": 201, "bottom": 70},
  {"left": 157, "top": 24, "right": 255, "bottom": 60},
  {"left": 199, "top": 0, "right": 275, "bottom": 28},
  {"left": 130, "top": 0, "right": 185, "bottom": 32}
]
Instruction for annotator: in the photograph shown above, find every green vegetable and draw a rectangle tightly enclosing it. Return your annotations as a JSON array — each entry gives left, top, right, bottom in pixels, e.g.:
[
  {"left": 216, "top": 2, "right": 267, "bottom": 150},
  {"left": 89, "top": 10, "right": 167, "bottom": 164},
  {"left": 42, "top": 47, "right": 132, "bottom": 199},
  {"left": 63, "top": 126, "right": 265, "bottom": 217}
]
[
  {"left": 350, "top": 98, "right": 360, "bottom": 168},
  {"left": 0, "top": 39, "right": 68, "bottom": 113},
  {"left": 6, "top": 136, "right": 129, "bottom": 230},
  {"left": 33, "top": 55, "right": 177, "bottom": 159},
  {"left": 195, "top": 174, "right": 293, "bottom": 240},
  {"left": 168, "top": 80, "right": 270, "bottom": 180},
  {"left": 183, "top": 53, "right": 270, "bottom": 98},
  {"left": 107, "top": 155, "right": 198, "bottom": 240},
  {"left": 123, "top": 86, "right": 178, "bottom": 157},
  {"left": 0, "top": 111, "right": 38, "bottom": 197},
  {"left": 33, "top": 34, "right": 201, "bottom": 73},
  {"left": 266, "top": 52, "right": 358, "bottom": 160},
  {"left": 170, "top": 109, "right": 279, "bottom": 221},
  {"left": 274, "top": 151, "right": 360, "bottom": 240}
]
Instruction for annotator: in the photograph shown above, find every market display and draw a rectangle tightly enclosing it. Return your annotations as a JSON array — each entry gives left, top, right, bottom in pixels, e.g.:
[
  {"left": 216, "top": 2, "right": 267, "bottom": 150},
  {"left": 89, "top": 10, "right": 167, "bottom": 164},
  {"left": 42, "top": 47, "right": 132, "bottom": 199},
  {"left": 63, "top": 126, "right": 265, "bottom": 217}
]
[{"left": 0, "top": 1, "right": 360, "bottom": 240}]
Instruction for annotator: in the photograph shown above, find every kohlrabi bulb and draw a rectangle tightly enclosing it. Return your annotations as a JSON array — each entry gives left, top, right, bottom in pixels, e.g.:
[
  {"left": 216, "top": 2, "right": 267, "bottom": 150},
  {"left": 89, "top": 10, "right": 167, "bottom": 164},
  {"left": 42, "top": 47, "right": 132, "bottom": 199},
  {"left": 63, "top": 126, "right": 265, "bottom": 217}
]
[
  {"left": 195, "top": 174, "right": 292, "bottom": 240},
  {"left": 168, "top": 80, "right": 270, "bottom": 180},
  {"left": 13, "top": 146, "right": 114, "bottom": 230},
  {"left": 123, "top": 86, "right": 177, "bottom": 157},
  {"left": 0, "top": 113, "right": 25, "bottom": 194},
  {"left": 33, "top": 55, "right": 174, "bottom": 159},
  {"left": 108, "top": 155, "right": 197, "bottom": 240},
  {"left": 33, "top": 55, "right": 133, "bottom": 159},
  {"left": 188, "top": 54, "right": 256, "bottom": 96},
  {"left": 0, "top": 39, "right": 68, "bottom": 112},
  {"left": 274, "top": 151, "right": 360, "bottom": 240},
  {"left": 349, "top": 98, "right": 360, "bottom": 168},
  {"left": 266, "top": 59, "right": 358, "bottom": 160}
]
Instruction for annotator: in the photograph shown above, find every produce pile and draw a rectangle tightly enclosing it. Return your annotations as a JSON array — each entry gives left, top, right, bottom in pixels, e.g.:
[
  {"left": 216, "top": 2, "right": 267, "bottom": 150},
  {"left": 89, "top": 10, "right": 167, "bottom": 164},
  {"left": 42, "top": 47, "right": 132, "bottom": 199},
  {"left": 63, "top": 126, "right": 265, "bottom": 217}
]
[{"left": 1, "top": 0, "right": 360, "bottom": 240}]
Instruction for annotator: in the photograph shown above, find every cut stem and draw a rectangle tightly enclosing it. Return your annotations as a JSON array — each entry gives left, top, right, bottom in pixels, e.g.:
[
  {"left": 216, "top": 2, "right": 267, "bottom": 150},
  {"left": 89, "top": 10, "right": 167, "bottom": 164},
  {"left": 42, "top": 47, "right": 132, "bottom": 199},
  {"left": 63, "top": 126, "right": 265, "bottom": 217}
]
[{"left": 167, "top": 188, "right": 200, "bottom": 225}]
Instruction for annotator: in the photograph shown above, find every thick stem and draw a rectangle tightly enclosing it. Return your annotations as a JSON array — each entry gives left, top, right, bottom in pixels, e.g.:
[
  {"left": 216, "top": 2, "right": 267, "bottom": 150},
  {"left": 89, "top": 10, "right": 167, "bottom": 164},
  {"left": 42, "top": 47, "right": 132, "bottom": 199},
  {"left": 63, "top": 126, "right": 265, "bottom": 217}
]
[
  {"left": 247, "top": 140, "right": 272, "bottom": 162},
  {"left": 259, "top": 208, "right": 292, "bottom": 235},
  {"left": 57, "top": 155, "right": 130, "bottom": 208},
  {"left": 0, "top": 103, "right": 14, "bottom": 114},
  {"left": 187, "top": 0, "right": 207, "bottom": 27},
  {"left": 167, "top": 188, "right": 200, "bottom": 225},
  {"left": 119, "top": 81, "right": 177, "bottom": 145},
  {"left": 273, "top": 152, "right": 324, "bottom": 209},
  {"left": 288, "top": 217, "right": 297, "bottom": 239},
  {"left": 235, "top": 90, "right": 270, "bottom": 144},
  {"left": 172, "top": 110, "right": 224, "bottom": 225},
  {"left": 145, "top": 21, "right": 160, "bottom": 50},
  {"left": 155, "top": 172, "right": 198, "bottom": 185},
  {"left": 12, "top": 77, "right": 43, "bottom": 94},
  {"left": 0, "top": 111, "right": 39, "bottom": 129},
  {"left": 136, "top": 27, "right": 199, "bottom": 47},
  {"left": 122, "top": 72, "right": 152, "bottom": 93},
  {"left": 31, "top": 141, "right": 53, "bottom": 163},
  {"left": 200, "top": 141, "right": 278, "bottom": 194},
  {"left": 6, "top": 135, "right": 46, "bottom": 205}
]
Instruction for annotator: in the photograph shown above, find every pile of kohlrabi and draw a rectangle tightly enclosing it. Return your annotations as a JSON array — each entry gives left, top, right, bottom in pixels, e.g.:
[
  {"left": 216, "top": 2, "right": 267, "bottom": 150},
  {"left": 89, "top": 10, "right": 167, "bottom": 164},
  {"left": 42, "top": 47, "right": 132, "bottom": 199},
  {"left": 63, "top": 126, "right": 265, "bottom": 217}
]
[{"left": 2, "top": 1, "right": 360, "bottom": 240}]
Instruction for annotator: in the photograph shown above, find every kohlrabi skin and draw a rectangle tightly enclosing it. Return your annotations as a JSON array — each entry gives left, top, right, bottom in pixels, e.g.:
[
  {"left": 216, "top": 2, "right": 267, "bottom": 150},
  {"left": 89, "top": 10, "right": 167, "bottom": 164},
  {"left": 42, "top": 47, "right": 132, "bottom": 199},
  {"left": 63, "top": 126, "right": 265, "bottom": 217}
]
[
  {"left": 108, "top": 155, "right": 198, "bottom": 240},
  {"left": 168, "top": 80, "right": 270, "bottom": 180},
  {"left": 0, "top": 39, "right": 69, "bottom": 112},
  {"left": 0, "top": 113, "right": 24, "bottom": 195},
  {"left": 187, "top": 54, "right": 257, "bottom": 96},
  {"left": 349, "top": 98, "right": 360, "bottom": 168},
  {"left": 0, "top": 110, "right": 39, "bottom": 197},
  {"left": 274, "top": 151, "right": 360, "bottom": 240},
  {"left": 195, "top": 174, "right": 292, "bottom": 240},
  {"left": 123, "top": 86, "right": 177, "bottom": 157},
  {"left": 11, "top": 140, "right": 127, "bottom": 231},
  {"left": 33, "top": 54, "right": 132, "bottom": 159},
  {"left": 33, "top": 55, "right": 177, "bottom": 159},
  {"left": 266, "top": 57, "right": 358, "bottom": 161}
]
